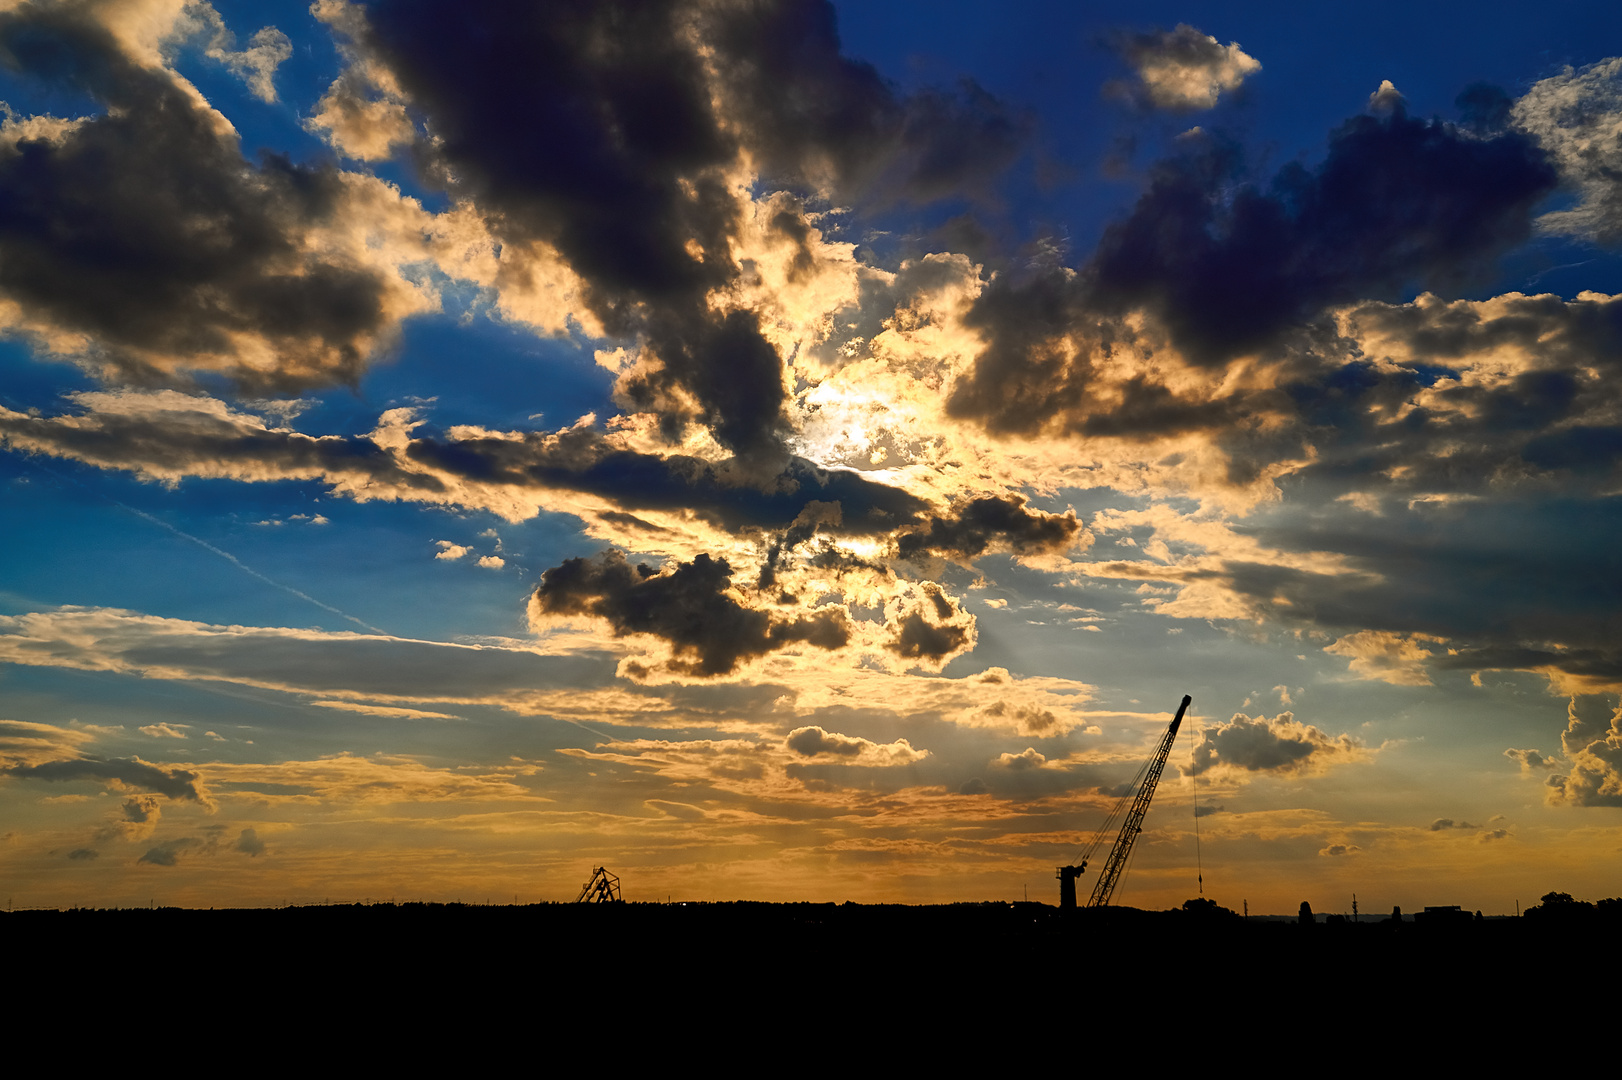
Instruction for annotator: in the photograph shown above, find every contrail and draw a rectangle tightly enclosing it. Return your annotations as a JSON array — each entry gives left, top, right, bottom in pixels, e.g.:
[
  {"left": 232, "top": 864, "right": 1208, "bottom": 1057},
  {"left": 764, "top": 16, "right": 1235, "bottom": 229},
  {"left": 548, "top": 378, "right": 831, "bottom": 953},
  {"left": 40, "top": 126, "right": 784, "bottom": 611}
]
[{"left": 23, "top": 459, "right": 388, "bottom": 636}]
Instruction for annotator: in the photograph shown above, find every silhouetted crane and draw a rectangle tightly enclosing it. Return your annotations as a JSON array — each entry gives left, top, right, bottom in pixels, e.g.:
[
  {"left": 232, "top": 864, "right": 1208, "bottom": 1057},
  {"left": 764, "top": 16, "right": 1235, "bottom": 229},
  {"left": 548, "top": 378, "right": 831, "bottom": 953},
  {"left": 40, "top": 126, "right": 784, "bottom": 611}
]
[
  {"left": 575, "top": 866, "right": 623, "bottom": 903},
  {"left": 1058, "top": 694, "right": 1190, "bottom": 910}
]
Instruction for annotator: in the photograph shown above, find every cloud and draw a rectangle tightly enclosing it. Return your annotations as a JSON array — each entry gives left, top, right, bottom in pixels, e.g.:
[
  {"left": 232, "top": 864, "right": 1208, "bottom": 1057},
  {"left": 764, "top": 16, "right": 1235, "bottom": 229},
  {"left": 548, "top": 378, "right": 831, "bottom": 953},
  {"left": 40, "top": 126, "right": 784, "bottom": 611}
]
[
  {"left": 1190, "top": 712, "right": 1368, "bottom": 777},
  {"left": 882, "top": 583, "right": 977, "bottom": 671},
  {"left": 1512, "top": 57, "right": 1622, "bottom": 245},
  {"left": 0, "top": 718, "right": 99, "bottom": 766},
  {"left": 1319, "top": 842, "right": 1360, "bottom": 856},
  {"left": 1324, "top": 631, "right": 1442, "bottom": 686},
  {"left": 92, "top": 794, "right": 164, "bottom": 843},
  {"left": 2, "top": 755, "right": 210, "bottom": 804},
  {"left": 1546, "top": 695, "right": 1622, "bottom": 807},
  {"left": 236, "top": 827, "right": 266, "bottom": 857},
  {"left": 785, "top": 726, "right": 929, "bottom": 765},
  {"left": 994, "top": 747, "right": 1046, "bottom": 770},
  {"left": 477, "top": 555, "right": 505, "bottom": 569},
  {"left": 304, "top": 0, "right": 416, "bottom": 160},
  {"left": 177, "top": 2, "right": 292, "bottom": 103},
  {"left": 0, "top": 4, "right": 447, "bottom": 391},
  {"left": 1084, "top": 109, "right": 1556, "bottom": 367},
  {"left": 1429, "top": 817, "right": 1480, "bottom": 831},
  {"left": 435, "top": 542, "right": 470, "bottom": 560},
  {"left": 895, "top": 495, "right": 1082, "bottom": 564},
  {"left": 1505, "top": 747, "right": 1558, "bottom": 771},
  {"left": 532, "top": 549, "right": 851, "bottom": 677},
  {"left": 323, "top": 0, "right": 1026, "bottom": 458},
  {"left": 137, "top": 837, "right": 201, "bottom": 866},
  {"left": 1109, "top": 24, "right": 1261, "bottom": 111},
  {"left": 139, "top": 723, "right": 188, "bottom": 739},
  {"left": 1368, "top": 79, "right": 1405, "bottom": 113}
]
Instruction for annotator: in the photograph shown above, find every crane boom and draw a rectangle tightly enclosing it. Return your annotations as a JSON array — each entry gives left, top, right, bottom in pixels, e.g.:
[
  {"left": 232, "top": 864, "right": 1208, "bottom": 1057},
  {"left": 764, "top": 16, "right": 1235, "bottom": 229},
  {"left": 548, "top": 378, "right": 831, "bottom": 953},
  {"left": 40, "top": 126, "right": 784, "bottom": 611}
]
[{"left": 1085, "top": 694, "right": 1190, "bottom": 908}]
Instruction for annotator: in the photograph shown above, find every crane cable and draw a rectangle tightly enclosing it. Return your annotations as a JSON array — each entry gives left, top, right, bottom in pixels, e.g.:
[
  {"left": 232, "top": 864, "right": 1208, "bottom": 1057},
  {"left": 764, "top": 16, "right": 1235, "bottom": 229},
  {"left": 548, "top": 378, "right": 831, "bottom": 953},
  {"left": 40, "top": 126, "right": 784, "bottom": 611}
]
[
  {"left": 1073, "top": 751, "right": 1155, "bottom": 868},
  {"left": 1192, "top": 711, "right": 1203, "bottom": 896}
]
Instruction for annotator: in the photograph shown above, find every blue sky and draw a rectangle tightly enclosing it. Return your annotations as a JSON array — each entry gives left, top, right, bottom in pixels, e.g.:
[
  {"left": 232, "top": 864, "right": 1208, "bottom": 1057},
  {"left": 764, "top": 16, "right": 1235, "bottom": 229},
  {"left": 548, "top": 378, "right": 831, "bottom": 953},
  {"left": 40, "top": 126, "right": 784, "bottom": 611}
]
[{"left": 3, "top": 0, "right": 1622, "bottom": 911}]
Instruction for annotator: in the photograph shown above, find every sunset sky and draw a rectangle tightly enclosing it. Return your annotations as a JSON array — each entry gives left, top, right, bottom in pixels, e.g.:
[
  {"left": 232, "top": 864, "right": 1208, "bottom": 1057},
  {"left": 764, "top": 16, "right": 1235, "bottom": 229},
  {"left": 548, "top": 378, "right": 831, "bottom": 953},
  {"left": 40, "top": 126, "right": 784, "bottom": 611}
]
[{"left": 4, "top": 0, "right": 1622, "bottom": 913}]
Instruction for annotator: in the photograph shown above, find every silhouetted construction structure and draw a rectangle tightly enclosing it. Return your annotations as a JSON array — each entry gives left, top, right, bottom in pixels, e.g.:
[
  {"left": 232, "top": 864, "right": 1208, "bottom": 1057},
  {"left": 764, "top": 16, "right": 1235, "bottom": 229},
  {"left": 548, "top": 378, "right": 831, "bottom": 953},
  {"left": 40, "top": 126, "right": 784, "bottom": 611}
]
[
  {"left": 575, "top": 867, "right": 622, "bottom": 903},
  {"left": 1059, "top": 694, "right": 1190, "bottom": 910}
]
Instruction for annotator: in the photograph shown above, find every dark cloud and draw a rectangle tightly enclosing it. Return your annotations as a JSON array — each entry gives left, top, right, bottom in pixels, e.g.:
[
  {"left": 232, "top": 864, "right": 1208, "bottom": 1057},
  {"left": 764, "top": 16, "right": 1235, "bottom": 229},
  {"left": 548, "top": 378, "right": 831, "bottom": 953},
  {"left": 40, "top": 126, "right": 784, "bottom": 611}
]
[
  {"left": 120, "top": 796, "right": 156, "bottom": 824},
  {"left": 66, "top": 847, "right": 98, "bottom": 860},
  {"left": 236, "top": 827, "right": 265, "bottom": 857},
  {"left": 1505, "top": 747, "right": 1557, "bottom": 771},
  {"left": 534, "top": 549, "right": 849, "bottom": 676},
  {"left": 1189, "top": 712, "right": 1363, "bottom": 776},
  {"left": 896, "top": 495, "right": 1080, "bottom": 563},
  {"left": 884, "top": 585, "right": 973, "bottom": 667},
  {"left": 786, "top": 726, "right": 866, "bottom": 757},
  {"left": 1087, "top": 111, "right": 1556, "bottom": 366},
  {"left": 1220, "top": 497, "right": 1622, "bottom": 689},
  {"left": 759, "top": 500, "right": 844, "bottom": 590},
  {"left": 0, "top": 6, "right": 399, "bottom": 390},
  {"left": 1429, "top": 818, "right": 1480, "bottom": 831},
  {"left": 351, "top": 0, "right": 1026, "bottom": 457},
  {"left": 137, "top": 837, "right": 199, "bottom": 866},
  {"left": 0, "top": 394, "right": 443, "bottom": 493},
  {"left": 407, "top": 425, "right": 928, "bottom": 534},
  {"left": 948, "top": 104, "right": 1557, "bottom": 436},
  {"left": 2, "top": 756, "right": 209, "bottom": 802}
]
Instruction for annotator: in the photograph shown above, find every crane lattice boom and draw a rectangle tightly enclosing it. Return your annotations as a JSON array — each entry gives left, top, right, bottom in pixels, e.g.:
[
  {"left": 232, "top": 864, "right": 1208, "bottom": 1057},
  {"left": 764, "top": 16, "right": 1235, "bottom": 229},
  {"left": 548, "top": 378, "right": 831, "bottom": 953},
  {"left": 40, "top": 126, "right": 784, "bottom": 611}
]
[{"left": 1085, "top": 694, "right": 1190, "bottom": 908}]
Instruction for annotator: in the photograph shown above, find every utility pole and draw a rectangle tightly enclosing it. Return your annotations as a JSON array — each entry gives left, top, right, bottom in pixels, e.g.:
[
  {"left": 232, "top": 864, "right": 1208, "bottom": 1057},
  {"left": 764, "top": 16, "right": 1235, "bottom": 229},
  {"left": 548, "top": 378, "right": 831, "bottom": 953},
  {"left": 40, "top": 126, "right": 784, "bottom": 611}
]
[{"left": 1352, "top": 894, "right": 1359, "bottom": 923}]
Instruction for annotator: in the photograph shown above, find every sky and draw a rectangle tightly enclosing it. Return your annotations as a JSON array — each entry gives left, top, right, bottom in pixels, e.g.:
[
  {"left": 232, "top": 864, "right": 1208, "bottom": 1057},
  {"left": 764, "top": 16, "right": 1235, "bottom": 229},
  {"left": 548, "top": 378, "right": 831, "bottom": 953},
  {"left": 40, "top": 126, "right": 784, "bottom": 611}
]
[{"left": 3, "top": 0, "right": 1622, "bottom": 914}]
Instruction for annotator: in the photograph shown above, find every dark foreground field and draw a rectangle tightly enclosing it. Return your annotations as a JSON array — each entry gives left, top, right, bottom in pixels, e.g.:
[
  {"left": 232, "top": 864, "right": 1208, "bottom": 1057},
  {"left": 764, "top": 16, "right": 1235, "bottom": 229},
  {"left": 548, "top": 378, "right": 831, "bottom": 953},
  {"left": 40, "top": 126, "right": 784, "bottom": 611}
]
[{"left": 6, "top": 899, "right": 1552, "bottom": 981}]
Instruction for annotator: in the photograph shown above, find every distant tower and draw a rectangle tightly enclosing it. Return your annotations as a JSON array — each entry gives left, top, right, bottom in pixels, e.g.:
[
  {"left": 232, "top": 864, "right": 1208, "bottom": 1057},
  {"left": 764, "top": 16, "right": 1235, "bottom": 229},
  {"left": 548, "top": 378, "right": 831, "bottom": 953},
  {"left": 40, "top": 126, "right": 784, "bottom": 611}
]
[{"left": 1352, "top": 894, "right": 1359, "bottom": 923}]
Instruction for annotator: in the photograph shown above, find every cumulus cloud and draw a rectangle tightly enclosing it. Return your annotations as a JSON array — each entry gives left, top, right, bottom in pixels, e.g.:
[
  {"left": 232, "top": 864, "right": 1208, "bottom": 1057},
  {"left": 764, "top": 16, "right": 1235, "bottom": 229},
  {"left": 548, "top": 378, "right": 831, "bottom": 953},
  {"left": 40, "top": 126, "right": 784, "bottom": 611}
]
[
  {"left": 533, "top": 549, "right": 850, "bottom": 677},
  {"left": 895, "top": 495, "right": 1081, "bottom": 565},
  {"left": 236, "top": 827, "right": 266, "bottom": 857},
  {"left": 1109, "top": 24, "right": 1260, "bottom": 111},
  {"left": 319, "top": 0, "right": 1026, "bottom": 458},
  {"left": 1368, "top": 79, "right": 1405, "bottom": 113},
  {"left": 1505, "top": 747, "right": 1558, "bottom": 771},
  {"left": 1546, "top": 695, "right": 1622, "bottom": 806},
  {"left": 994, "top": 747, "right": 1046, "bottom": 770},
  {"left": 0, "top": 4, "right": 450, "bottom": 391},
  {"left": 1319, "top": 843, "right": 1360, "bottom": 856},
  {"left": 882, "top": 583, "right": 977, "bottom": 671},
  {"left": 785, "top": 726, "right": 929, "bottom": 765},
  {"left": 1429, "top": 817, "right": 1480, "bottom": 831},
  {"left": 1190, "top": 712, "right": 1368, "bottom": 777}
]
